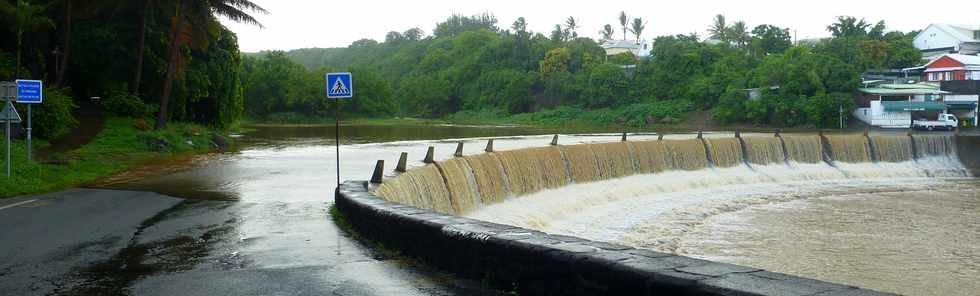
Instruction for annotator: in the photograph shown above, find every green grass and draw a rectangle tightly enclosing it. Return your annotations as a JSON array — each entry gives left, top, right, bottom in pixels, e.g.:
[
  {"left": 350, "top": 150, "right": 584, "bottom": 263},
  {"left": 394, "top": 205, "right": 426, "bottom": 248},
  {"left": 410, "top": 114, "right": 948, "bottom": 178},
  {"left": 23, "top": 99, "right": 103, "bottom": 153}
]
[{"left": 0, "top": 117, "right": 226, "bottom": 198}]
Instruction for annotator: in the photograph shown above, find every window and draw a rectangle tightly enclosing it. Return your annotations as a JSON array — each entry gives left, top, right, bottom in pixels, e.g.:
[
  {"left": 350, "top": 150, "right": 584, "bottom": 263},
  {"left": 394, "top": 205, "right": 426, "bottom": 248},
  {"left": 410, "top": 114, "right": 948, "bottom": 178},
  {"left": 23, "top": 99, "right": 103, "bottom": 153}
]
[
  {"left": 944, "top": 72, "right": 952, "bottom": 81},
  {"left": 928, "top": 72, "right": 938, "bottom": 81}
]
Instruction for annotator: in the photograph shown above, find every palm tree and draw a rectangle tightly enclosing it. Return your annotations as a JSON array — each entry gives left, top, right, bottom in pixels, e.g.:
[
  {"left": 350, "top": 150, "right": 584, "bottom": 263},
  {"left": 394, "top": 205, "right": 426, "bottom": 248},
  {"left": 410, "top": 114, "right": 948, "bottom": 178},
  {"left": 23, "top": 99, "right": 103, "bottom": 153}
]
[
  {"left": 728, "top": 21, "right": 749, "bottom": 48},
  {"left": 618, "top": 11, "right": 628, "bottom": 40},
  {"left": 600, "top": 24, "right": 614, "bottom": 40},
  {"left": 629, "top": 17, "right": 647, "bottom": 44},
  {"left": 156, "top": 0, "right": 267, "bottom": 129},
  {"left": 564, "top": 16, "right": 579, "bottom": 39},
  {"left": 708, "top": 14, "right": 727, "bottom": 42}
]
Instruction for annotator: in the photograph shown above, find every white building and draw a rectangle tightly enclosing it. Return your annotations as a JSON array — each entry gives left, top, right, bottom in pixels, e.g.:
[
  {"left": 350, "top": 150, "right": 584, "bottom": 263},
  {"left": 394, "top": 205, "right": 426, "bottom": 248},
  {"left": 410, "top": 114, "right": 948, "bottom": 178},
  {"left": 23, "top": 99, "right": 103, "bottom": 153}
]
[
  {"left": 913, "top": 24, "right": 980, "bottom": 59},
  {"left": 854, "top": 83, "right": 950, "bottom": 128},
  {"left": 600, "top": 39, "right": 650, "bottom": 58}
]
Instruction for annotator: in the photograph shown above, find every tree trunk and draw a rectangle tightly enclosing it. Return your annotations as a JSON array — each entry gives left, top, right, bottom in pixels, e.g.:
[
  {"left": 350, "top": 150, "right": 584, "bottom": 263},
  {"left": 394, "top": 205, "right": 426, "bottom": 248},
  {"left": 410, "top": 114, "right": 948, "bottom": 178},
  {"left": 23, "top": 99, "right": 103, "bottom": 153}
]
[
  {"left": 156, "top": 0, "right": 182, "bottom": 130},
  {"left": 14, "top": 29, "right": 21, "bottom": 80},
  {"left": 55, "top": 0, "right": 72, "bottom": 85},
  {"left": 131, "top": 0, "right": 150, "bottom": 95}
]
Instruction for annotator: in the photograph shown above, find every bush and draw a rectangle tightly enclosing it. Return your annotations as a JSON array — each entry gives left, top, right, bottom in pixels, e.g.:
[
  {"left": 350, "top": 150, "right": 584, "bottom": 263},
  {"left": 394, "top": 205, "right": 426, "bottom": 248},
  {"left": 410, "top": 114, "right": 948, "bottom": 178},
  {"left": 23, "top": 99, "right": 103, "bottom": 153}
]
[
  {"left": 28, "top": 87, "right": 78, "bottom": 139},
  {"left": 103, "top": 89, "right": 156, "bottom": 118}
]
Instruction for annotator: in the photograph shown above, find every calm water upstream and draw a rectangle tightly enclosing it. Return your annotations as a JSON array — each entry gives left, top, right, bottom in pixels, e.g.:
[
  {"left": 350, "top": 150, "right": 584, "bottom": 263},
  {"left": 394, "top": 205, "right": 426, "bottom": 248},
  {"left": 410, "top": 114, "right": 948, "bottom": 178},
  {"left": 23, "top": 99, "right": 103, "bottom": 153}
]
[{"left": 103, "top": 124, "right": 978, "bottom": 295}]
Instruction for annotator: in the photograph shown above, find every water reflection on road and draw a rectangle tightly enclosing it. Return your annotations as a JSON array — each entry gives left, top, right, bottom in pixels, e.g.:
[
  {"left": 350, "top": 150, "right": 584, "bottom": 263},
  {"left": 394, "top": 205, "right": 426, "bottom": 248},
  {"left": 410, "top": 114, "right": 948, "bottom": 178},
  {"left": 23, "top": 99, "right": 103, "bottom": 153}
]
[{"left": 98, "top": 123, "right": 644, "bottom": 295}]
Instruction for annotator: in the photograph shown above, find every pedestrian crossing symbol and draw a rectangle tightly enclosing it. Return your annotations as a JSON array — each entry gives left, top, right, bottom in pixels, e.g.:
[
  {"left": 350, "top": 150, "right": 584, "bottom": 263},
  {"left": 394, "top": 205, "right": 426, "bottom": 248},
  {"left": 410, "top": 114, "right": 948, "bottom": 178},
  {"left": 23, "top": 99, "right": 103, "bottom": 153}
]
[{"left": 326, "top": 72, "right": 353, "bottom": 99}]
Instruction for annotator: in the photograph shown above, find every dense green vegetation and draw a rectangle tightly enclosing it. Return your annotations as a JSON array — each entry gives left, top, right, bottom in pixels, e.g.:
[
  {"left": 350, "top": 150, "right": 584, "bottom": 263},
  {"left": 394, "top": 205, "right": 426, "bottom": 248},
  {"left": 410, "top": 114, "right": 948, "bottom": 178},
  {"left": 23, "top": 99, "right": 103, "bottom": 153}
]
[
  {"left": 0, "top": 117, "right": 224, "bottom": 198},
  {"left": 0, "top": 0, "right": 265, "bottom": 131},
  {"left": 0, "top": 0, "right": 264, "bottom": 197},
  {"left": 244, "top": 14, "right": 920, "bottom": 128}
]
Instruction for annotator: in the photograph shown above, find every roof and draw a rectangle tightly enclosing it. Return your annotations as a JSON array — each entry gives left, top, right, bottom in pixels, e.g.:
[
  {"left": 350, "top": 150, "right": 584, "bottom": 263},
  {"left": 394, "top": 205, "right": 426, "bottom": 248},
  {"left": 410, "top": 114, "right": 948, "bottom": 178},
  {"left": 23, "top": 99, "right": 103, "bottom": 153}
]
[
  {"left": 859, "top": 87, "right": 948, "bottom": 95},
  {"left": 944, "top": 53, "right": 980, "bottom": 65},
  {"left": 918, "top": 24, "right": 979, "bottom": 44},
  {"left": 602, "top": 39, "right": 641, "bottom": 49},
  {"left": 880, "top": 101, "right": 947, "bottom": 111}
]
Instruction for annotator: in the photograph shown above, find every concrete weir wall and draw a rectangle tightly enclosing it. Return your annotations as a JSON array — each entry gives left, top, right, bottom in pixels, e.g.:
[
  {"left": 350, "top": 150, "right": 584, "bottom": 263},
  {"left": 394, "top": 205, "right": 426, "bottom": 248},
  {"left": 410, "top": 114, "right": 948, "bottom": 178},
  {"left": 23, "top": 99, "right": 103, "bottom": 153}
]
[
  {"left": 336, "top": 181, "right": 895, "bottom": 296},
  {"left": 956, "top": 134, "right": 980, "bottom": 175}
]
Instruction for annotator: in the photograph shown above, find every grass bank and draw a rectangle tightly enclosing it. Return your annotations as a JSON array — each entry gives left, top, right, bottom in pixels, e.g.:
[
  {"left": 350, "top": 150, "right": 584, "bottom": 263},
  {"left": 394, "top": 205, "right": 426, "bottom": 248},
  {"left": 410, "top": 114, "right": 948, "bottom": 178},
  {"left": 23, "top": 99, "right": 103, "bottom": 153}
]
[{"left": 0, "top": 117, "right": 229, "bottom": 198}]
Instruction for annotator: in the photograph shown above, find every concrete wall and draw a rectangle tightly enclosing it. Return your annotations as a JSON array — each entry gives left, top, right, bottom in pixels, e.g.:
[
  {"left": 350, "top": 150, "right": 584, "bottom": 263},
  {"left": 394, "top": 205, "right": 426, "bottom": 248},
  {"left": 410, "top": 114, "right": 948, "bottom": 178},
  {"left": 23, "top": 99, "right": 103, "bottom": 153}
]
[
  {"left": 337, "top": 181, "right": 895, "bottom": 296},
  {"left": 956, "top": 134, "right": 980, "bottom": 175}
]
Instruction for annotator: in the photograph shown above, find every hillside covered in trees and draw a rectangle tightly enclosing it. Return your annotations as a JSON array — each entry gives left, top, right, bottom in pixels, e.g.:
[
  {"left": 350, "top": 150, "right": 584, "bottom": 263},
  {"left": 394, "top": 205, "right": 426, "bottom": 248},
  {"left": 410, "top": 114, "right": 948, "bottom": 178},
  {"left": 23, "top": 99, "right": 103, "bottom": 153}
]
[
  {"left": 244, "top": 13, "right": 921, "bottom": 128},
  {"left": 1, "top": 0, "right": 266, "bottom": 137}
]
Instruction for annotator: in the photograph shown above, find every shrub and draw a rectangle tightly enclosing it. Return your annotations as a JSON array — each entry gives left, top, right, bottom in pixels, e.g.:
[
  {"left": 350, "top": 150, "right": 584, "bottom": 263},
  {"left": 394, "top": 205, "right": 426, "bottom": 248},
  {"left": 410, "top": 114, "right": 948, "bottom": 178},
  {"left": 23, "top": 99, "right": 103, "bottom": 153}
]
[
  {"left": 103, "top": 89, "right": 155, "bottom": 118},
  {"left": 28, "top": 87, "right": 78, "bottom": 139}
]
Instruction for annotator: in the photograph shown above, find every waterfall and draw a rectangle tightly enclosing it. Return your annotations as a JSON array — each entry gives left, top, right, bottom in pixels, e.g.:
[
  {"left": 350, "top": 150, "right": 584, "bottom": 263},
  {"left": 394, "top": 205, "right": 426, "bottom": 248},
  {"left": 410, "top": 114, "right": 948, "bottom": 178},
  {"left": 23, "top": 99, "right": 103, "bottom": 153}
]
[
  {"left": 705, "top": 138, "right": 744, "bottom": 168},
  {"left": 437, "top": 158, "right": 480, "bottom": 214},
  {"left": 914, "top": 135, "right": 957, "bottom": 158},
  {"left": 463, "top": 153, "right": 510, "bottom": 204},
  {"left": 782, "top": 136, "right": 823, "bottom": 164},
  {"left": 560, "top": 144, "right": 602, "bottom": 183},
  {"left": 373, "top": 133, "right": 968, "bottom": 216},
  {"left": 742, "top": 137, "right": 787, "bottom": 165},
  {"left": 825, "top": 135, "right": 872, "bottom": 163},
  {"left": 629, "top": 140, "right": 670, "bottom": 174},
  {"left": 374, "top": 165, "right": 453, "bottom": 214},
  {"left": 495, "top": 147, "right": 569, "bottom": 196},
  {"left": 664, "top": 139, "right": 710, "bottom": 170},
  {"left": 591, "top": 142, "right": 637, "bottom": 180},
  {"left": 870, "top": 135, "right": 914, "bottom": 163}
]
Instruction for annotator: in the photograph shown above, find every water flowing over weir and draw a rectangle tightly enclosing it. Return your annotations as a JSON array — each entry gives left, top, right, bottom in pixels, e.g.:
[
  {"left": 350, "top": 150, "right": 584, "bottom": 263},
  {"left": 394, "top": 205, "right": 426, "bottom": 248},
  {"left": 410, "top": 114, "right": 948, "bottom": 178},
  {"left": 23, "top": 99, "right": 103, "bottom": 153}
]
[{"left": 373, "top": 134, "right": 970, "bottom": 215}]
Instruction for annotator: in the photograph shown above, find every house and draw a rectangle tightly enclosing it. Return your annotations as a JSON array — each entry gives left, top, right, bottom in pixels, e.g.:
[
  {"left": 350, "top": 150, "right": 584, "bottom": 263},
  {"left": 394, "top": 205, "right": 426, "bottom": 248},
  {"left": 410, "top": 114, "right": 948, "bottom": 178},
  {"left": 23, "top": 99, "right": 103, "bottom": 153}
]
[
  {"left": 913, "top": 24, "right": 980, "bottom": 58},
  {"left": 854, "top": 83, "right": 949, "bottom": 128},
  {"left": 601, "top": 39, "right": 650, "bottom": 58},
  {"left": 920, "top": 53, "right": 980, "bottom": 82}
]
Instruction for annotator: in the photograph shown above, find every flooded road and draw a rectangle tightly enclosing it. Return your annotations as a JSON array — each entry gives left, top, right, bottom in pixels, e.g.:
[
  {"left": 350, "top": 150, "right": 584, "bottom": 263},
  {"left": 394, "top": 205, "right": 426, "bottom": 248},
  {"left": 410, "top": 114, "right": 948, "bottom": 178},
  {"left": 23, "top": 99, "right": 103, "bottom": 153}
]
[{"left": 92, "top": 124, "right": 644, "bottom": 295}]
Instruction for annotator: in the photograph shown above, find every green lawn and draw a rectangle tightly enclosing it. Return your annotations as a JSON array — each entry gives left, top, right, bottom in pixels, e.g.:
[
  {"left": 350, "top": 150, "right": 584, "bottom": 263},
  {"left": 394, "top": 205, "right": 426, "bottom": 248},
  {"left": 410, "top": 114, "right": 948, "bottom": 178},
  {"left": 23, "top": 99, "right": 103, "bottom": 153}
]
[{"left": 0, "top": 117, "right": 226, "bottom": 198}]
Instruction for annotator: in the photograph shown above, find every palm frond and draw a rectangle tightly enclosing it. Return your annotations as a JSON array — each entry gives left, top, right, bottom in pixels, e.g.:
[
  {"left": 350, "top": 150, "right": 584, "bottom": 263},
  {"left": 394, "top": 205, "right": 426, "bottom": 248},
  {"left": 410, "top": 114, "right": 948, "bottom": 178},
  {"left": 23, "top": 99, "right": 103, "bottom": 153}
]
[{"left": 211, "top": 2, "right": 263, "bottom": 28}]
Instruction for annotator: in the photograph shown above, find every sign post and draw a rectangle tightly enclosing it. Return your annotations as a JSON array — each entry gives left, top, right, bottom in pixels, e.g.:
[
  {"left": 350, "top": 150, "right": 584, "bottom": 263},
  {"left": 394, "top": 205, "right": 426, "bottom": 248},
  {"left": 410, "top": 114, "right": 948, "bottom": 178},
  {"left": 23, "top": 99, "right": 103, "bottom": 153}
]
[
  {"left": 326, "top": 72, "right": 353, "bottom": 191},
  {"left": 0, "top": 82, "right": 23, "bottom": 178},
  {"left": 16, "top": 80, "right": 42, "bottom": 161}
]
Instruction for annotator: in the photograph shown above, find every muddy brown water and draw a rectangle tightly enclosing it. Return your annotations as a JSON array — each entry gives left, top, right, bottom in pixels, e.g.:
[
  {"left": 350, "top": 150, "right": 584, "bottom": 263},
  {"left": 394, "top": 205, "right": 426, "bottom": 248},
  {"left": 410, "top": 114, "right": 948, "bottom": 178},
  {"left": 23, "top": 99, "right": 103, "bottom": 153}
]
[{"left": 100, "top": 124, "right": 977, "bottom": 295}]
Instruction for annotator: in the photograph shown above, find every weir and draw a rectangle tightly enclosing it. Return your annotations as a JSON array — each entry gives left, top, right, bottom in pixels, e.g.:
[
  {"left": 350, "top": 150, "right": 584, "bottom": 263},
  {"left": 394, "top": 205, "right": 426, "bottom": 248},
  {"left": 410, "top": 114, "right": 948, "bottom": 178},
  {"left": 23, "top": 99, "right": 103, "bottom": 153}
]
[
  {"left": 373, "top": 133, "right": 967, "bottom": 216},
  {"left": 351, "top": 133, "right": 977, "bottom": 296}
]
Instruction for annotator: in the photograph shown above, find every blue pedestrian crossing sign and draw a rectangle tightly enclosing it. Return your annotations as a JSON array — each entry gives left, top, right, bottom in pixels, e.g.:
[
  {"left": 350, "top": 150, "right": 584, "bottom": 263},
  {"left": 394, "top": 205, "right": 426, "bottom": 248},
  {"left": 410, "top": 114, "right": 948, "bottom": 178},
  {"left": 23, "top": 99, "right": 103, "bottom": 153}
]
[
  {"left": 15, "top": 80, "right": 42, "bottom": 103},
  {"left": 326, "top": 72, "right": 353, "bottom": 99}
]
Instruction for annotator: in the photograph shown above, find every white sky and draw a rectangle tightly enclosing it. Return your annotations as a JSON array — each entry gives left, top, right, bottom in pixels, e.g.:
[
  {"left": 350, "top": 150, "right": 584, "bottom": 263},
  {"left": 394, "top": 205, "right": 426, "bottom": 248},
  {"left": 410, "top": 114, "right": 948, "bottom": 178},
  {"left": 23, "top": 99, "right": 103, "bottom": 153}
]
[{"left": 222, "top": 0, "right": 980, "bottom": 52}]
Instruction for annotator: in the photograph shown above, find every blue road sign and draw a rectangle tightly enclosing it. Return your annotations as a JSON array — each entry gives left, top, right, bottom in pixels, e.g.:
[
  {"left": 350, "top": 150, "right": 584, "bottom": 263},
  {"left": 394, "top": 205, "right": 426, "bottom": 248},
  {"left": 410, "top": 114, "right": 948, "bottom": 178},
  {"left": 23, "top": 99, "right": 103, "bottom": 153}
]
[
  {"left": 326, "top": 72, "right": 353, "bottom": 99},
  {"left": 15, "top": 80, "right": 42, "bottom": 104}
]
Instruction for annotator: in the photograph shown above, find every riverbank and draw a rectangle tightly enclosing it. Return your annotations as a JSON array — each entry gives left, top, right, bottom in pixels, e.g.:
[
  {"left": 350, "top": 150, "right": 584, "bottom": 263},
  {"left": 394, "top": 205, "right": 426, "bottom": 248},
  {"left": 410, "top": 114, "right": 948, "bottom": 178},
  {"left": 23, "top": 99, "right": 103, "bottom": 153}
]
[{"left": 0, "top": 117, "right": 231, "bottom": 198}]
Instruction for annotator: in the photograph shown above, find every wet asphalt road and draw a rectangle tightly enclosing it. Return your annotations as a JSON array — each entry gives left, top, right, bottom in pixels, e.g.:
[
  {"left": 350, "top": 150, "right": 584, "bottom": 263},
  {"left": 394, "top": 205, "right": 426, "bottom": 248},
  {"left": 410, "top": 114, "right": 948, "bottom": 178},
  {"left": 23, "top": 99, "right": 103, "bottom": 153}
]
[{"left": 0, "top": 188, "right": 494, "bottom": 296}]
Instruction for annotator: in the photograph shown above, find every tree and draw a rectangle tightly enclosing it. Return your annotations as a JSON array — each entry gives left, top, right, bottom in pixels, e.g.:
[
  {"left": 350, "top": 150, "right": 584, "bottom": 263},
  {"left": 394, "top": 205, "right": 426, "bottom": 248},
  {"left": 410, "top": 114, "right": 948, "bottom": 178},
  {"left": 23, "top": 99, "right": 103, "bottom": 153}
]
[
  {"left": 550, "top": 24, "right": 564, "bottom": 43},
  {"left": 727, "top": 21, "right": 749, "bottom": 48},
  {"left": 827, "top": 16, "right": 871, "bottom": 38},
  {"left": 564, "top": 16, "right": 579, "bottom": 39},
  {"left": 156, "top": 0, "right": 268, "bottom": 129},
  {"left": 708, "top": 14, "right": 727, "bottom": 41},
  {"left": 629, "top": 17, "right": 647, "bottom": 43},
  {"left": 618, "top": 11, "right": 628, "bottom": 40},
  {"left": 131, "top": 0, "right": 151, "bottom": 95},
  {"left": 434, "top": 12, "right": 498, "bottom": 38},
  {"left": 750, "top": 24, "right": 791, "bottom": 56},
  {"left": 403, "top": 28, "right": 424, "bottom": 41},
  {"left": 7, "top": 0, "right": 54, "bottom": 79},
  {"left": 600, "top": 24, "right": 614, "bottom": 40}
]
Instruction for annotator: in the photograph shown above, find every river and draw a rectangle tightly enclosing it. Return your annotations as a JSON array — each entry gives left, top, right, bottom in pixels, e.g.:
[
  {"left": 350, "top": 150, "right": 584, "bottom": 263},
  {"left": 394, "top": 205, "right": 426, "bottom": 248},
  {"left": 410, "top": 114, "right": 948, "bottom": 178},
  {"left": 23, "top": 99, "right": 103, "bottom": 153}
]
[{"left": 102, "top": 124, "right": 978, "bottom": 295}]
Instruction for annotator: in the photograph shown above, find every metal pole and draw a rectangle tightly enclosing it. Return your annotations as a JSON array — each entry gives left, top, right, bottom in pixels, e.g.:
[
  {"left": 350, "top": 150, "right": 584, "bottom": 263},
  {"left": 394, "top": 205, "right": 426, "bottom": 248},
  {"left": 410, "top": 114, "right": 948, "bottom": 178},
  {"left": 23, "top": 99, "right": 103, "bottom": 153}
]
[
  {"left": 335, "top": 99, "right": 341, "bottom": 189},
  {"left": 26, "top": 104, "right": 31, "bottom": 161},
  {"left": 6, "top": 100, "right": 11, "bottom": 178}
]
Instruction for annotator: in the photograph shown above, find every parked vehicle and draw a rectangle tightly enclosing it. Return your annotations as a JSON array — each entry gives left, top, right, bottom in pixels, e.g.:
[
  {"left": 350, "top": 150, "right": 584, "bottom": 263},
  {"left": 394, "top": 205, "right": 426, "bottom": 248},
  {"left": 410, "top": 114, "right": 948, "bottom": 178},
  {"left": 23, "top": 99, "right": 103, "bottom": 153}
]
[{"left": 913, "top": 114, "right": 958, "bottom": 131}]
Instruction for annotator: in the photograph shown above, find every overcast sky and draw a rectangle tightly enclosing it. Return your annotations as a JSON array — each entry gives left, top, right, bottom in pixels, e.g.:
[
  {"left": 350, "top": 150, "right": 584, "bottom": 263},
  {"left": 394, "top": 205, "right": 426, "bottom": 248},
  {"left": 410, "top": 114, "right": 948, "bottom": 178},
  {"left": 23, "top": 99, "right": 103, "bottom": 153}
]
[{"left": 222, "top": 0, "right": 980, "bottom": 52}]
